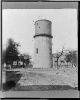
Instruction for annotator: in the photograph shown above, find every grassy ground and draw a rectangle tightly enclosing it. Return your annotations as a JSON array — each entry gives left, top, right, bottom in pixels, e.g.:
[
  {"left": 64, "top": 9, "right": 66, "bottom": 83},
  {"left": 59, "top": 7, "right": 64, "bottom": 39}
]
[
  {"left": 2, "top": 67, "right": 78, "bottom": 91},
  {"left": 12, "top": 85, "right": 77, "bottom": 91},
  {"left": 2, "top": 70, "right": 22, "bottom": 91}
]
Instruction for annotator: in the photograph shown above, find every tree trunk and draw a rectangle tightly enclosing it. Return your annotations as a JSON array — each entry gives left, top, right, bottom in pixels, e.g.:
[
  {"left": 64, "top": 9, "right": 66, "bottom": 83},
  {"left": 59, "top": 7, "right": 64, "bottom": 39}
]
[
  {"left": 23, "top": 60, "right": 25, "bottom": 68},
  {"left": 11, "top": 62, "right": 13, "bottom": 69},
  {"left": 67, "top": 62, "right": 68, "bottom": 67},
  {"left": 17, "top": 60, "right": 18, "bottom": 66},
  {"left": 57, "top": 59, "right": 58, "bottom": 69}
]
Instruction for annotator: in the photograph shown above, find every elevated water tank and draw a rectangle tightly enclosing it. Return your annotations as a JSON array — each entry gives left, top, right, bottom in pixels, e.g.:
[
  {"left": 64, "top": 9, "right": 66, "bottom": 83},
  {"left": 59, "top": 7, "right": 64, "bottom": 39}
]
[{"left": 33, "top": 19, "right": 53, "bottom": 68}]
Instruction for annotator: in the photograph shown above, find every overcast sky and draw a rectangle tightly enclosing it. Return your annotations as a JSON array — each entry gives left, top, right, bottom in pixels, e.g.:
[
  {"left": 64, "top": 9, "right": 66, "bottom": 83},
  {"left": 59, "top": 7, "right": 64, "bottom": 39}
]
[{"left": 2, "top": 9, "right": 78, "bottom": 57}]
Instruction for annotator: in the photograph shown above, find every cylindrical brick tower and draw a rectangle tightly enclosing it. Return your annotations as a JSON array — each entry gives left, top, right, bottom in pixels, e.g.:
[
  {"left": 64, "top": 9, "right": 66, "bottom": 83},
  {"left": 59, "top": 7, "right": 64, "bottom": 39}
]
[{"left": 33, "top": 19, "right": 53, "bottom": 68}]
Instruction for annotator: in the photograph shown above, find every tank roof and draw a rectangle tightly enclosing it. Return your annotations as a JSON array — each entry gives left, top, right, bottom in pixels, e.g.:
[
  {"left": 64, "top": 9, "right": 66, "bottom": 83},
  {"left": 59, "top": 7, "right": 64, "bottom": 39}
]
[{"left": 35, "top": 19, "right": 52, "bottom": 23}]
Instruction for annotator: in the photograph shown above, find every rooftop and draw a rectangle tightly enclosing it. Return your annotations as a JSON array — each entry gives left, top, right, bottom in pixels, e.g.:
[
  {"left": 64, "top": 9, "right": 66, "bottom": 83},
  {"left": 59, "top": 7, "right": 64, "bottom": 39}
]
[{"left": 35, "top": 19, "right": 52, "bottom": 23}]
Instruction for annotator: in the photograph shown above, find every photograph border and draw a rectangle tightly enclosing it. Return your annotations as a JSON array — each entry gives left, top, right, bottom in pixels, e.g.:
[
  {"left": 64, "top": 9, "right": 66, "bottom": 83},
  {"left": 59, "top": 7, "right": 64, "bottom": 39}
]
[{"left": 0, "top": 0, "right": 79, "bottom": 98}]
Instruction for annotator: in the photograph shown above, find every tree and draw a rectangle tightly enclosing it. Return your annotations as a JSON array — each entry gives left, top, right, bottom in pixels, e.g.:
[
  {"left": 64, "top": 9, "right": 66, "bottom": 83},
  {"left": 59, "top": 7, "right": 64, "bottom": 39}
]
[
  {"left": 65, "top": 53, "right": 71, "bottom": 67},
  {"left": 53, "top": 47, "right": 64, "bottom": 68},
  {"left": 2, "top": 49, "right": 6, "bottom": 64},
  {"left": 22, "top": 53, "right": 32, "bottom": 68},
  {"left": 3, "top": 38, "right": 20, "bottom": 68},
  {"left": 65, "top": 50, "right": 78, "bottom": 67},
  {"left": 71, "top": 51, "right": 78, "bottom": 67}
]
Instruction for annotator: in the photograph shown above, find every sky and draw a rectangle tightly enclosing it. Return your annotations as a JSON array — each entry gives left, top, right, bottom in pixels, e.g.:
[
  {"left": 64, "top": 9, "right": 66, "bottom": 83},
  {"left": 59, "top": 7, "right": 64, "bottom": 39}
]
[{"left": 2, "top": 9, "right": 78, "bottom": 57}]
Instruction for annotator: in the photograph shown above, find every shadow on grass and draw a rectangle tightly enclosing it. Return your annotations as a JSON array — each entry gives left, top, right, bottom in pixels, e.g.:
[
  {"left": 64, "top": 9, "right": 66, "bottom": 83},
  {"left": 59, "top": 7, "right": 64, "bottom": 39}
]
[
  {"left": 2, "top": 71, "right": 22, "bottom": 91},
  {"left": 12, "top": 85, "right": 78, "bottom": 91}
]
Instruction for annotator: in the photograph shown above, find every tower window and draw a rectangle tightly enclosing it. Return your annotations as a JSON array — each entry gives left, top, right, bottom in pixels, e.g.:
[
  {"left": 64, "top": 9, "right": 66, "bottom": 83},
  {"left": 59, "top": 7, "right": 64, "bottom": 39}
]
[{"left": 36, "top": 48, "right": 38, "bottom": 54}]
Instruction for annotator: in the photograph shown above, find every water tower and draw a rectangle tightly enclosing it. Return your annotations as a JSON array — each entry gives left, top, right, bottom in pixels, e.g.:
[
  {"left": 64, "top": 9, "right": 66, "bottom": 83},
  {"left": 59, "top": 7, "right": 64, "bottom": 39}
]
[{"left": 33, "top": 19, "right": 53, "bottom": 68}]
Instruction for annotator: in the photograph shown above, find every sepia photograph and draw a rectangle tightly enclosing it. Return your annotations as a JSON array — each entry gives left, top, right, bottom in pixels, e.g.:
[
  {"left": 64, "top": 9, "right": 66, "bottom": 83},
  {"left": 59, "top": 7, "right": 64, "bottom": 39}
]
[{"left": 1, "top": 1, "right": 78, "bottom": 98}]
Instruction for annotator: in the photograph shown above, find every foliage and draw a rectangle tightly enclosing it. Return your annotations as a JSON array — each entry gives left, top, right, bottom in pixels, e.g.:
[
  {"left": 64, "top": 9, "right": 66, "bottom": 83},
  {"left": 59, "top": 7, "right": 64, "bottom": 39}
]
[
  {"left": 2, "top": 49, "right": 6, "bottom": 64},
  {"left": 2, "top": 38, "right": 20, "bottom": 67},
  {"left": 65, "top": 50, "right": 78, "bottom": 67},
  {"left": 53, "top": 47, "right": 64, "bottom": 68},
  {"left": 65, "top": 53, "right": 71, "bottom": 67},
  {"left": 21, "top": 53, "right": 32, "bottom": 68}
]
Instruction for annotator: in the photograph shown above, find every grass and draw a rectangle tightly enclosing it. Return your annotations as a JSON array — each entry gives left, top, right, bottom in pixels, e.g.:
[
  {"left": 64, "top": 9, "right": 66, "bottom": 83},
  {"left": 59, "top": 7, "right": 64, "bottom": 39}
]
[
  {"left": 2, "top": 67, "right": 78, "bottom": 91},
  {"left": 12, "top": 85, "right": 78, "bottom": 91},
  {"left": 2, "top": 71, "right": 22, "bottom": 91}
]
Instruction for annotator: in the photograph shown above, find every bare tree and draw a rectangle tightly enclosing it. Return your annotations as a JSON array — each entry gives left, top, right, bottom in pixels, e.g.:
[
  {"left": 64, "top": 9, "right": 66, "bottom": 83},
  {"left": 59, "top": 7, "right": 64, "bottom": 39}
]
[{"left": 53, "top": 47, "right": 64, "bottom": 69}]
